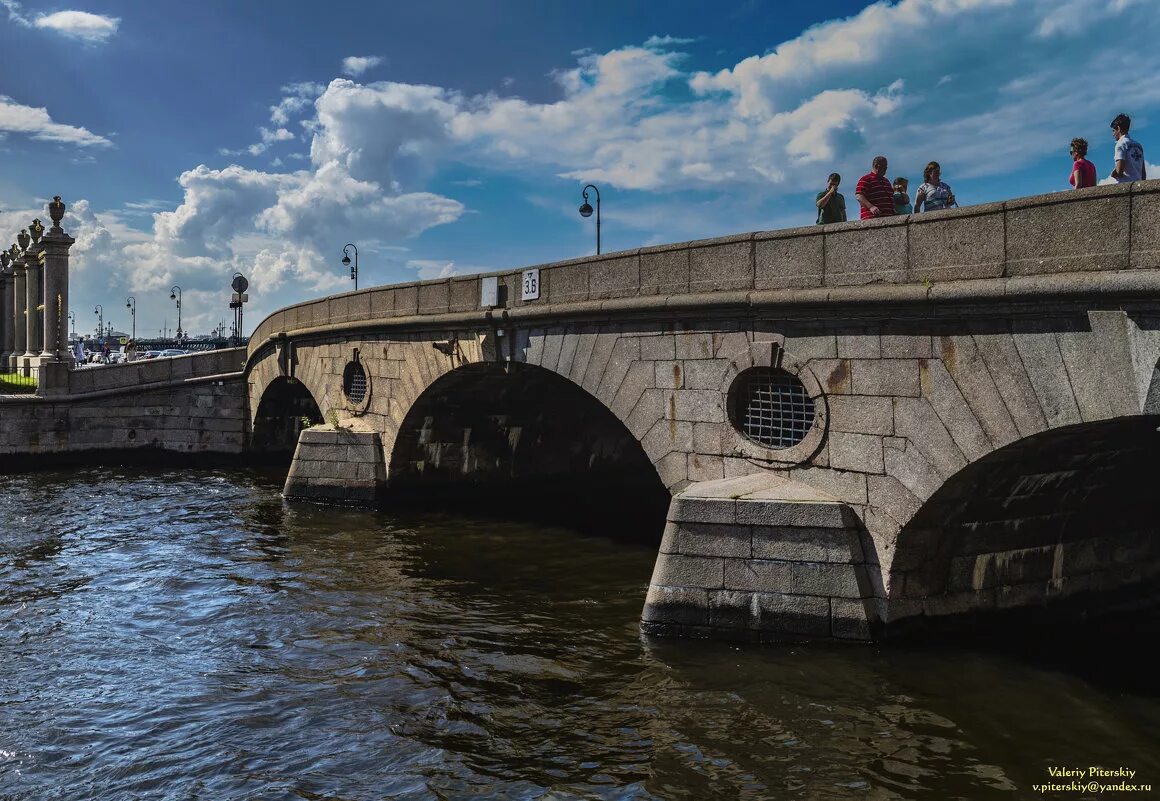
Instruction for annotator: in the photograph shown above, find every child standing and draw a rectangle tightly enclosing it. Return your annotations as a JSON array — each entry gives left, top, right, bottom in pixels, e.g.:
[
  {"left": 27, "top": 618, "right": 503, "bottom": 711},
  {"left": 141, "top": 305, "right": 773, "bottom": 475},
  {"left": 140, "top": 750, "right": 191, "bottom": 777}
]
[{"left": 892, "top": 177, "right": 913, "bottom": 215}]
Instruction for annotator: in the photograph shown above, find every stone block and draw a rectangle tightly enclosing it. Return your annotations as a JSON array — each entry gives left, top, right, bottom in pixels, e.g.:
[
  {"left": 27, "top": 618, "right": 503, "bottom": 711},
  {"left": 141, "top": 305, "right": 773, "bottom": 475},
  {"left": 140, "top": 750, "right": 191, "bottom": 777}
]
[
  {"left": 580, "top": 333, "right": 619, "bottom": 393},
  {"left": 656, "top": 451, "right": 689, "bottom": 489},
  {"left": 625, "top": 388, "right": 663, "bottom": 439},
  {"left": 827, "top": 431, "right": 884, "bottom": 473},
  {"left": 1130, "top": 186, "right": 1160, "bottom": 269},
  {"left": 449, "top": 276, "right": 478, "bottom": 312},
  {"left": 639, "top": 335, "right": 675, "bottom": 361},
  {"left": 724, "top": 558, "right": 793, "bottom": 592},
  {"left": 641, "top": 584, "right": 709, "bottom": 625},
  {"left": 907, "top": 204, "right": 1005, "bottom": 282},
  {"left": 754, "top": 229, "right": 824, "bottom": 290},
  {"left": 370, "top": 289, "right": 393, "bottom": 318},
  {"left": 969, "top": 324, "right": 1048, "bottom": 438},
  {"left": 752, "top": 592, "right": 830, "bottom": 636},
  {"left": 751, "top": 525, "right": 864, "bottom": 563},
  {"left": 784, "top": 334, "right": 836, "bottom": 361},
  {"left": 1010, "top": 321, "right": 1082, "bottom": 428},
  {"left": 687, "top": 453, "right": 725, "bottom": 482},
  {"left": 689, "top": 238, "right": 752, "bottom": 293},
  {"left": 655, "top": 360, "right": 683, "bottom": 389},
  {"left": 881, "top": 333, "right": 932, "bottom": 359},
  {"left": 665, "top": 389, "right": 725, "bottom": 423},
  {"left": 790, "top": 561, "right": 868, "bottom": 598},
  {"left": 639, "top": 247, "right": 690, "bottom": 295},
  {"left": 708, "top": 590, "right": 756, "bottom": 630},
  {"left": 811, "top": 358, "right": 852, "bottom": 395},
  {"left": 650, "top": 553, "right": 725, "bottom": 589},
  {"left": 836, "top": 331, "right": 881, "bottom": 359},
  {"left": 681, "top": 359, "right": 728, "bottom": 390},
  {"left": 588, "top": 256, "right": 639, "bottom": 300},
  {"left": 828, "top": 395, "right": 893, "bottom": 435},
  {"left": 851, "top": 359, "right": 920, "bottom": 397},
  {"left": 547, "top": 262, "right": 589, "bottom": 304},
  {"left": 394, "top": 284, "right": 419, "bottom": 315},
  {"left": 609, "top": 361, "right": 656, "bottom": 420},
  {"left": 830, "top": 598, "right": 876, "bottom": 640},
  {"left": 866, "top": 475, "right": 922, "bottom": 527},
  {"left": 735, "top": 499, "right": 848, "bottom": 528},
  {"left": 935, "top": 335, "right": 1020, "bottom": 449},
  {"left": 670, "top": 494, "right": 736, "bottom": 524},
  {"left": 1006, "top": 188, "right": 1131, "bottom": 275},
  {"left": 692, "top": 421, "right": 725, "bottom": 454},
  {"left": 417, "top": 281, "right": 450, "bottom": 314},
  {"left": 823, "top": 219, "right": 907, "bottom": 286},
  {"left": 919, "top": 359, "right": 992, "bottom": 462},
  {"left": 674, "top": 331, "right": 715, "bottom": 360},
  {"left": 595, "top": 338, "right": 640, "bottom": 404}
]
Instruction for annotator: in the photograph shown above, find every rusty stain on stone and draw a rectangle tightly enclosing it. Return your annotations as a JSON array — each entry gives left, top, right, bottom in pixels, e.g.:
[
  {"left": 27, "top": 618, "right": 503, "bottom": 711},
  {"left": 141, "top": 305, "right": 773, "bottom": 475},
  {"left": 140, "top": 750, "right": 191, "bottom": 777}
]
[
  {"left": 939, "top": 337, "right": 957, "bottom": 372},
  {"left": 672, "top": 362, "right": 682, "bottom": 389},
  {"left": 826, "top": 359, "right": 849, "bottom": 393},
  {"left": 668, "top": 393, "right": 678, "bottom": 439}
]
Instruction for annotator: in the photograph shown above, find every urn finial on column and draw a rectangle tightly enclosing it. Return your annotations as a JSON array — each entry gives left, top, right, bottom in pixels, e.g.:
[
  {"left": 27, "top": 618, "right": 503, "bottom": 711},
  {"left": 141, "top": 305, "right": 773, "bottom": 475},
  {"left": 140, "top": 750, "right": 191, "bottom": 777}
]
[
  {"left": 7, "top": 244, "right": 17, "bottom": 261},
  {"left": 48, "top": 196, "right": 66, "bottom": 233},
  {"left": 1, "top": 252, "right": 9, "bottom": 269},
  {"left": 16, "top": 229, "right": 29, "bottom": 252},
  {"left": 29, "top": 219, "right": 44, "bottom": 244}
]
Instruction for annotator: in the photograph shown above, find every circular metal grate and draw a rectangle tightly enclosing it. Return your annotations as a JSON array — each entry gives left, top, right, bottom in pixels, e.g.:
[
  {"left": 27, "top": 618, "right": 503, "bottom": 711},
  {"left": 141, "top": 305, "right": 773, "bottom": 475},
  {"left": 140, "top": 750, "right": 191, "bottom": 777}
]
[
  {"left": 730, "top": 368, "right": 815, "bottom": 449},
  {"left": 343, "top": 362, "right": 367, "bottom": 404}
]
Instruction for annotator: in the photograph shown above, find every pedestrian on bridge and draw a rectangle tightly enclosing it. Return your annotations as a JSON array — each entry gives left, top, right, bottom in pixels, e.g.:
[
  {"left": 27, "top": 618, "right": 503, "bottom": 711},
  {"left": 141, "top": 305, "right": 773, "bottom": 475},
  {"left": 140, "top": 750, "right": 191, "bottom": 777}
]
[
  {"left": 1109, "top": 113, "right": 1146, "bottom": 183},
  {"left": 854, "top": 156, "right": 895, "bottom": 219},
  {"left": 73, "top": 337, "right": 85, "bottom": 366},
  {"left": 914, "top": 161, "right": 957, "bottom": 213},
  {"left": 815, "top": 173, "right": 847, "bottom": 224},
  {"left": 1070, "top": 138, "right": 1097, "bottom": 189}
]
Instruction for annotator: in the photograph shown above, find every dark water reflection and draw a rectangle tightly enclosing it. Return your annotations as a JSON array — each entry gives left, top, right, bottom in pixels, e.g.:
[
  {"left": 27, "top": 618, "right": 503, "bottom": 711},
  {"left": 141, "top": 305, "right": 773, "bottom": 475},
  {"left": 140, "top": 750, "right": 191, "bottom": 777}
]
[{"left": 1, "top": 468, "right": 1157, "bottom": 800}]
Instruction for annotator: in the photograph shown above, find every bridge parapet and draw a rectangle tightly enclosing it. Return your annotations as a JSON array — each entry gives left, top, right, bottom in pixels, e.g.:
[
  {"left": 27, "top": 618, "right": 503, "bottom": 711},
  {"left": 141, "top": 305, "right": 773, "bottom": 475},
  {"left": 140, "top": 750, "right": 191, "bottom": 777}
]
[
  {"left": 38, "top": 347, "right": 245, "bottom": 398},
  {"left": 250, "top": 180, "right": 1160, "bottom": 352}
]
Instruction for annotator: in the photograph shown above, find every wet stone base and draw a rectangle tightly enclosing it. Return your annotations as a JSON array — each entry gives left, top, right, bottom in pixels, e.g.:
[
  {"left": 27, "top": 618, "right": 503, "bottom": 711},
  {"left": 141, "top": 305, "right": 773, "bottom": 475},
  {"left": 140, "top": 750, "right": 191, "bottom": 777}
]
[
  {"left": 282, "top": 425, "right": 386, "bottom": 507},
  {"left": 641, "top": 474, "right": 880, "bottom": 642}
]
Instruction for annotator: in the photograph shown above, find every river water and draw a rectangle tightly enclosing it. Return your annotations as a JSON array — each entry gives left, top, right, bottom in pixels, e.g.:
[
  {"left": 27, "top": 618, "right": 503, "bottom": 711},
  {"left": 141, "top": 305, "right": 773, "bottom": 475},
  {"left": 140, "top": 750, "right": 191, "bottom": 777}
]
[{"left": 1, "top": 468, "right": 1157, "bottom": 800}]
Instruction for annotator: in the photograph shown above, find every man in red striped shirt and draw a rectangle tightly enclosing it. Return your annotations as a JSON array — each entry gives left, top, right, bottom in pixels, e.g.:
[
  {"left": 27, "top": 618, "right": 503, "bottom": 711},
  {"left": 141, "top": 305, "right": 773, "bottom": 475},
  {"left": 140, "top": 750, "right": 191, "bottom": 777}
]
[{"left": 855, "top": 156, "right": 895, "bottom": 219}]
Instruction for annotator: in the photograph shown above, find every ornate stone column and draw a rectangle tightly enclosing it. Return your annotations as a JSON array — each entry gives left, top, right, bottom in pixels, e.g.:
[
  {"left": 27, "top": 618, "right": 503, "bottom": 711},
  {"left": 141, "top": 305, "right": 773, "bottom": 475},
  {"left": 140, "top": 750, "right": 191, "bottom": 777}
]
[
  {"left": 19, "top": 229, "right": 39, "bottom": 359},
  {"left": 9, "top": 244, "right": 27, "bottom": 370},
  {"left": 0, "top": 253, "right": 12, "bottom": 366},
  {"left": 41, "top": 200, "right": 74, "bottom": 361}
]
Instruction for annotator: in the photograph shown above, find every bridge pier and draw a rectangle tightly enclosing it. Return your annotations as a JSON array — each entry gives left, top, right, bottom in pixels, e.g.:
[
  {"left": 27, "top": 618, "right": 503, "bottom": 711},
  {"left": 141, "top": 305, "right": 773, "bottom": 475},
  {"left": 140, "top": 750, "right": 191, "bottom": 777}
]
[
  {"left": 282, "top": 425, "right": 387, "bottom": 506},
  {"left": 642, "top": 475, "right": 880, "bottom": 641}
]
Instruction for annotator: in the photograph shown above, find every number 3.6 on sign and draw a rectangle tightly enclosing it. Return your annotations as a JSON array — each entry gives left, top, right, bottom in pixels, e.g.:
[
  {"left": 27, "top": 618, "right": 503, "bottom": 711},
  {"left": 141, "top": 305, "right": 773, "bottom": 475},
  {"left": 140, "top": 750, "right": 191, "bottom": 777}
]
[{"left": 522, "top": 268, "right": 540, "bottom": 301}]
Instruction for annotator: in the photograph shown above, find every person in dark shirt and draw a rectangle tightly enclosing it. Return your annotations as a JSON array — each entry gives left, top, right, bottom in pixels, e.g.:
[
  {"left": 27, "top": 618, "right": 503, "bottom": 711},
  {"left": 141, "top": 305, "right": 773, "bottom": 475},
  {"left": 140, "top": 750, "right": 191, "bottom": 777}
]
[
  {"left": 854, "top": 156, "right": 895, "bottom": 219},
  {"left": 815, "top": 172, "right": 847, "bottom": 224}
]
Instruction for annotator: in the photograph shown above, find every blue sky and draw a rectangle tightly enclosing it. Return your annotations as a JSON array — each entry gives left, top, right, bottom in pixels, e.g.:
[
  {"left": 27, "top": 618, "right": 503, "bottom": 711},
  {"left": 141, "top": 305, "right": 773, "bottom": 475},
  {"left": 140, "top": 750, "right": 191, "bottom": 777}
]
[{"left": 1, "top": 0, "right": 1158, "bottom": 338}]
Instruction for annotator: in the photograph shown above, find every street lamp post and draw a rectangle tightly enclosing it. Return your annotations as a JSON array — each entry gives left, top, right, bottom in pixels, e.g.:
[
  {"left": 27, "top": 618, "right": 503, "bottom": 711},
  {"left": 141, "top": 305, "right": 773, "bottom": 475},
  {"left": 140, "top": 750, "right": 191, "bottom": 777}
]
[
  {"left": 578, "top": 184, "right": 601, "bottom": 255},
  {"left": 169, "top": 286, "right": 182, "bottom": 340},
  {"left": 93, "top": 304, "right": 103, "bottom": 339},
  {"left": 68, "top": 311, "right": 76, "bottom": 340},
  {"left": 341, "top": 243, "right": 359, "bottom": 290},
  {"left": 125, "top": 296, "right": 136, "bottom": 340}
]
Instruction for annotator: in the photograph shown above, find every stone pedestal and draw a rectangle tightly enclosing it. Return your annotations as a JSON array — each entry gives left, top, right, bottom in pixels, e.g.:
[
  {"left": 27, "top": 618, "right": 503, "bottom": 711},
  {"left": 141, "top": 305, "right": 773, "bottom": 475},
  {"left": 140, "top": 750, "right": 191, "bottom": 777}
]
[
  {"left": 23, "top": 255, "right": 40, "bottom": 357},
  {"left": 282, "top": 424, "right": 387, "bottom": 507},
  {"left": 41, "top": 219, "right": 74, "bottom": 361},
  {"left": 641, "top": 474, "right": 880, "bottom": 642},
  {"left": 36, "top": 360, "right": 69, "bottom": 396}
]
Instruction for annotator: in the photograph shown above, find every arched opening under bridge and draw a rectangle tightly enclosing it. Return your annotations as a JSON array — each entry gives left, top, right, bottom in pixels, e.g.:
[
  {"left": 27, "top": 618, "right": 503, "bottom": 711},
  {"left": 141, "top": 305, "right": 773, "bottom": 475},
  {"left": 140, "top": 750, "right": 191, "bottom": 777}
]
[
  {"left": 251, "top": 377, "right": 324, "bottom": 461},
  {"left": 387, "top": 362, "right": 669, "bottom": 544}
]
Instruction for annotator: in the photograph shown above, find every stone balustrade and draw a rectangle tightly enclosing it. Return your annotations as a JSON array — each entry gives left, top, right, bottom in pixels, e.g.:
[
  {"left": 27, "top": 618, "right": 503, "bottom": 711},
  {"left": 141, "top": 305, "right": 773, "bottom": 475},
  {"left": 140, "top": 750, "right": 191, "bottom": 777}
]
[{"left": 0, "top": 196, "right": 75, "bottom": 375}]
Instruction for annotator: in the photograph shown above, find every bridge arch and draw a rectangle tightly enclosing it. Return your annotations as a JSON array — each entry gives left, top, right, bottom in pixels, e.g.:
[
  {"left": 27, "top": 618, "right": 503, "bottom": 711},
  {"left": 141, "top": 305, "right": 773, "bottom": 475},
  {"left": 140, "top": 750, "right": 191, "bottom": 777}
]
[
  {"left": 883, "top": 415, "right": 1160, "bottom": 625},
  {"left": 250, "top": 376, "right": 325, "bottom": 457},
  {"left": 386, "top": 360, "right": 671, "bottom": 540}
]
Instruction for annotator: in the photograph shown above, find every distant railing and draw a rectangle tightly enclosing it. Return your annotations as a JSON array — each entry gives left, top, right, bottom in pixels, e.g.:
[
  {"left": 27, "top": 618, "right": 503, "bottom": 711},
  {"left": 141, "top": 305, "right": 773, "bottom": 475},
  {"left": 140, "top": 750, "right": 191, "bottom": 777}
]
[{"left": 0, "top": 367, "right": 37, "bottom": 394}]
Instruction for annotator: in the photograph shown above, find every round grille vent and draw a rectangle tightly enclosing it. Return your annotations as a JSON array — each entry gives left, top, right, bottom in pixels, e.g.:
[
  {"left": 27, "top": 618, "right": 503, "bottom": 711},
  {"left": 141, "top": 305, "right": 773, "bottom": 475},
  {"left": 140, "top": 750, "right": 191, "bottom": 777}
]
[
  {"left": 343, "top": 361, "right": 368, "bottom": 404},
  {"left": 729, "top": 367, "right": 815, "bottom": 449}
]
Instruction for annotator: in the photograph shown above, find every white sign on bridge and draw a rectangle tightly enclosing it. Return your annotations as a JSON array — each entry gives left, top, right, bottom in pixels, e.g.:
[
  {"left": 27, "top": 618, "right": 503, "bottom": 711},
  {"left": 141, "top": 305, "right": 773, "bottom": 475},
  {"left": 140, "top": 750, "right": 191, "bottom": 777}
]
[{"left": 521, "top": 269, "right": 540, "bottom": 301}]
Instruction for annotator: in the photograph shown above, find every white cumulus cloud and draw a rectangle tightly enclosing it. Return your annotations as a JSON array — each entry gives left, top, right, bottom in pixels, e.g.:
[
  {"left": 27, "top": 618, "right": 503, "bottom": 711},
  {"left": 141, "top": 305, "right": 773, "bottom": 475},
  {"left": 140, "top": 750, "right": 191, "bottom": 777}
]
[
  {"left": 0, "top": 95, "right": 112, "bottom": 147},
  {"left": 342, "top": 56, "right": 384, "bottom": 77}
]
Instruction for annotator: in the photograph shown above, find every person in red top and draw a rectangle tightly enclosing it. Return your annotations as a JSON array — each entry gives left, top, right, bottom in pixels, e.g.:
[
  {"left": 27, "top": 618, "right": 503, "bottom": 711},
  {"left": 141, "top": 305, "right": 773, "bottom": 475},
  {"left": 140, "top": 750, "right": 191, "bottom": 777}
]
[
  {"left": 855, "top": 156, "right": 895, "bottom": 219},
  {"left": 1069, "top": 137, "right": 1097, "bottom": 189}
]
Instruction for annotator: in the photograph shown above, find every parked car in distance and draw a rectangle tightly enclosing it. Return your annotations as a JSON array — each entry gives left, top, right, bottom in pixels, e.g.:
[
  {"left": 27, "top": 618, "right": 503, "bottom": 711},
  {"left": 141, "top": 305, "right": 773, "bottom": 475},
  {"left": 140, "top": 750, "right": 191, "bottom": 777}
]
[
  {"left": 141, "top": 350, "right": 161, "bottom": 360},
  {"left": 158, "top": 349, "right": 190, "bottom": 357}
]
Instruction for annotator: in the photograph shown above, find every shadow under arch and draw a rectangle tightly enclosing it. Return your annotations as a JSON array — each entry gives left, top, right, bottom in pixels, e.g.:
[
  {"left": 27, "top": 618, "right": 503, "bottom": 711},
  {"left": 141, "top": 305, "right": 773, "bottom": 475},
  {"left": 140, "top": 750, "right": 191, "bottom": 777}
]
[
  {"left": 251, "top": 376, "right": 324, "bottom": 461},
  {"left": 387, "top": 361, "right": 670, "bottom": 544},
  {"left": 886, "top": 415, "right": 1160, "bottom": 633}
]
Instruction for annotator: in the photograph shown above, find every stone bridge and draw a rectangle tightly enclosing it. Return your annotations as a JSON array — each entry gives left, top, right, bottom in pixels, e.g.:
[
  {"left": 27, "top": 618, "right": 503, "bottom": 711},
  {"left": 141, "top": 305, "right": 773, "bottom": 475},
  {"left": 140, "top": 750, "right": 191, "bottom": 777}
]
[{"left": 244, "top": 182, "right": 1160, "bottom": 641}]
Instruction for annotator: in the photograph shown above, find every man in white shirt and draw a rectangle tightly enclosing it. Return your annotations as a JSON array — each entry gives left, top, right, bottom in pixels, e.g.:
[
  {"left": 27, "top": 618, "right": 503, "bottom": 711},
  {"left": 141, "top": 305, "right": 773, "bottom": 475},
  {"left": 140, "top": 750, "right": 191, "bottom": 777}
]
[{"left": 1110, "top": 113, "right": 1146, "bottom": 183}]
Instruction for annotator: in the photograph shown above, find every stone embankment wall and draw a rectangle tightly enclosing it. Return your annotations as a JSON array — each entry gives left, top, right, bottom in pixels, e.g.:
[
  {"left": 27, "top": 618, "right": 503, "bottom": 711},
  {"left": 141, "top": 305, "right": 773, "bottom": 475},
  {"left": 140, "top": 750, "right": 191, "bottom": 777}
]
[{"left": 0, "top": 349, "right": 246, "bottom": 461}]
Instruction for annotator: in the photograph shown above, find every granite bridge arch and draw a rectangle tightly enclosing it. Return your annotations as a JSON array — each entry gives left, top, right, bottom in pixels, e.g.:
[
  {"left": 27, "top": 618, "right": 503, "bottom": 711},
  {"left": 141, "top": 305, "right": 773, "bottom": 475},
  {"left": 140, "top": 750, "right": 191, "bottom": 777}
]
[{"left": 244, "top": 181, "right": 1160, "bottom": 641}]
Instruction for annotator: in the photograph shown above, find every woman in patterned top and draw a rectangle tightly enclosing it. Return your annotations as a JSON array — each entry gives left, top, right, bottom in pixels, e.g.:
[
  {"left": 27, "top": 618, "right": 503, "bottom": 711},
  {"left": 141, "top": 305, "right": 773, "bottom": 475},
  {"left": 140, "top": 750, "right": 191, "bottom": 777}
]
[{"left": 914, "top": 161, "right": 956, "bottom": 213}]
